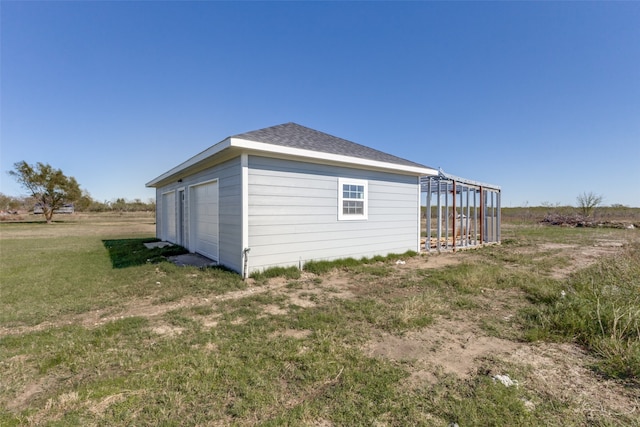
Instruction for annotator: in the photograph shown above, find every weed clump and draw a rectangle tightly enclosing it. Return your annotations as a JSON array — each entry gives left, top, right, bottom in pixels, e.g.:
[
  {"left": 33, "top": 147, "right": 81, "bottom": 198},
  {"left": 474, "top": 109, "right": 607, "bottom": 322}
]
[{"left": 524, "top": 243, "right": 640, "bottom": 379}]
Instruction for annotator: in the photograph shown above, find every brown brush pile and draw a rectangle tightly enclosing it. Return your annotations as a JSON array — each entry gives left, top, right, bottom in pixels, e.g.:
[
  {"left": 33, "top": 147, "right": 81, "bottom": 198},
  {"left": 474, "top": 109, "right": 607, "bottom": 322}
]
[{"left": 541, "top": 213, "right": 637, "bottom": 229}]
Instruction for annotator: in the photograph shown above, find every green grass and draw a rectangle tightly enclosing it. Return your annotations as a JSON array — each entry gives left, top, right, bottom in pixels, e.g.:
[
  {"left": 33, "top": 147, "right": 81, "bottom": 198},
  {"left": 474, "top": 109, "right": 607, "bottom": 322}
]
[
  {"left": 250, "top": 265, "right": 301, "bottom": 281},
  {"left": 522, "top": 242, "right": 640, "bottom": 379},
  {"left": 102, "top": 238, "right": 189, "bottom": 267},
  {"left": 424, "top": 372, "right": 538, "bottom": 426},
  {"left": 303, "top": 250, "right": 418, "bottom": 275},
  {"left": 1, "top": 216, "right": 639, "bottom": 425},
  {"left": 0, "top": 229, "right": 245, "bottom": 327}
]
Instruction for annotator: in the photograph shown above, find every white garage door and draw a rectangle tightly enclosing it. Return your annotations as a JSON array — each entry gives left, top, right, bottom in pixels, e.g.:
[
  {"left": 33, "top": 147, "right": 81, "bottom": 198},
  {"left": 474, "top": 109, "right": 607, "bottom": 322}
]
[
  {"left": 190, "top": 180, "right": 219, "bottom": 261},
  {"left": 162, "top": 191, "right": 176, "bottom": 242}
]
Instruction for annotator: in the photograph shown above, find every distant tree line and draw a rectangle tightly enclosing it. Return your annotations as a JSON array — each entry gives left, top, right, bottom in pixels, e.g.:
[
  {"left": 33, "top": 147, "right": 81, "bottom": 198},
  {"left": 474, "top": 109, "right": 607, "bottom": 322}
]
[
  {"left": 0, "top": 192, "right": 155, "bottom": 213},
  {"left": 499, "top": 192, "right": 639, "bottom": 228},
  {"left": 3, "top": 161, "right": 155, "bottom": 220}
]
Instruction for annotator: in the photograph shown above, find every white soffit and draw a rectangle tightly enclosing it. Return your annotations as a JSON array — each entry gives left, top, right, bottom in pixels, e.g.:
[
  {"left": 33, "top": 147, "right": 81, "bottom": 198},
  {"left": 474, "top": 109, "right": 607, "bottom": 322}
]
[{"left": 146, "top": 138, "right": 232, "bottom": 187}]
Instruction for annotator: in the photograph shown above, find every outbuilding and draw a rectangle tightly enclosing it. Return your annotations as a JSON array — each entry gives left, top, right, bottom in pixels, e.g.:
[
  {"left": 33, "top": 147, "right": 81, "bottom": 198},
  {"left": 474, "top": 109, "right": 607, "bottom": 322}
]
[{"left": 147, "top": 123, "right": 443, "bottom": 276}]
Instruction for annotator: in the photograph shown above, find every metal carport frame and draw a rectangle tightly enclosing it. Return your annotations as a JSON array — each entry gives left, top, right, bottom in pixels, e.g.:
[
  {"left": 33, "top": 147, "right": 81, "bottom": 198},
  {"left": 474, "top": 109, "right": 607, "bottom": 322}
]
[{"left": 421, "top": 170, "right": 501, "bottom": 252}]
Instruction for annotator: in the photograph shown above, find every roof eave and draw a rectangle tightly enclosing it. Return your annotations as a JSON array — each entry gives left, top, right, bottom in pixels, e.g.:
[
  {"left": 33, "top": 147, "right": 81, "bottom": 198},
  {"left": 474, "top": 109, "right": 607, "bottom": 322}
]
[
  {"left": 229, "top": 138, "right": 438, "bottom": 176},
  {"left": 146, "top": 138, "right": 233, "bottom": 188},
  {"left": 146, "top": 137, "right": 439, "bottom": 188}
]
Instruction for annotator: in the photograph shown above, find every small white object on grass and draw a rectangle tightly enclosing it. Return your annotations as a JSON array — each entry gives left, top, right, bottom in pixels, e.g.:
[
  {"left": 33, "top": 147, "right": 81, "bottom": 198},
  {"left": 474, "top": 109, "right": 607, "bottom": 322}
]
[{"left": 493, "top": 374, "right": 518, "bottom": 387}]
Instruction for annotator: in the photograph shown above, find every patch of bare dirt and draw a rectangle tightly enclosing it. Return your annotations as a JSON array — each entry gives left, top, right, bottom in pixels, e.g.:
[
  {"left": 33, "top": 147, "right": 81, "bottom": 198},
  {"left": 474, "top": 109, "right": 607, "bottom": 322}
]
[
  {"left": 5, "top": 376, "right": 52, "bottom": 411},
  {"left": 507, "top": 343, "right": 639, "bottom": 421},
  {"left": 151, "top": 324, "right": 185, "bottom": 337},
  {"left": 365, "top": 289, "right": 639, "bottom": 421},
  {"left": 543, "top": 240, "right": 627, "bottom": 279},
  {"left": 290, "top": 295, "right": 318, "bottom": 308},
  {"left": 261, "top": 304, "right": 289, "bottom": 316},
  {"left": 503, "top": 240, "right": 630, "bottom": 280},
  {"left": 403, "top": 253, "right": 464, "bottom": 270},
  {"left": 201, "top": 313, "right": 221, "bottom": 328},
  {"left": 267, "top": 272, "right": 355, "bottom": 310},
  {"left": 366, "top": 318, "right": 522, "bottom": 385},
  {"left": 474, "top": 287, "right": 531, "bottom": 324},
  {"left": 0, "top": 279, "right": 293, "bottom": 338},
  {"left": 270, "top": 329, "right": 313, "bottom": 340}
]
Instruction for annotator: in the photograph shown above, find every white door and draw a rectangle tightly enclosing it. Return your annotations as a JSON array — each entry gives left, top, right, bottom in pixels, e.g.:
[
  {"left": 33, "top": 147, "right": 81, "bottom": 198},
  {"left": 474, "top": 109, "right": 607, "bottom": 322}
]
[
  {"left": 162, "top": 191, "right": 176, "bottom": 242},
  {"left": 190, "top": 181, "right": 219, "bottom": 260},
  {"left": 177, "top": 189, "right": 185, "bottom": 246}
]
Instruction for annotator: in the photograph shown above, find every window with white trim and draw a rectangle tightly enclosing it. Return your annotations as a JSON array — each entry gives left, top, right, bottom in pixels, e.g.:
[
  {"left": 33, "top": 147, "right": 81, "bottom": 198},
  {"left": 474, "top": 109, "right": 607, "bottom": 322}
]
[{"left": 338, "top": 178, "right": 368, "bottom": 221}]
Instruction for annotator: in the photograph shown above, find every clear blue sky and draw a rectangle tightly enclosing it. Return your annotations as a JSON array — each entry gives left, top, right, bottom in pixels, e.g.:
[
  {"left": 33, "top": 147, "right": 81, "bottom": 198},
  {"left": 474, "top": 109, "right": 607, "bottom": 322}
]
[{"left": 1, "top": 1, "right": 639, "bottom": 207}]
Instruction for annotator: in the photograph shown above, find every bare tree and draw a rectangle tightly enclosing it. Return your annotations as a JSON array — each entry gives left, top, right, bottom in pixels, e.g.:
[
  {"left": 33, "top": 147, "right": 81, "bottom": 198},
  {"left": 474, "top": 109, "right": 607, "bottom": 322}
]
[{"left": 576, "top": 191, "right": 603, "bottom": 218}]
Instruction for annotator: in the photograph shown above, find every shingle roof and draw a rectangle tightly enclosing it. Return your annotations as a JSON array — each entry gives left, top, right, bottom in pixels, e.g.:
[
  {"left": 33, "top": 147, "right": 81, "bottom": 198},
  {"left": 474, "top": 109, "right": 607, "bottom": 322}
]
[{"left": 232, "top": 122, "right": 431, "bottom": 169}]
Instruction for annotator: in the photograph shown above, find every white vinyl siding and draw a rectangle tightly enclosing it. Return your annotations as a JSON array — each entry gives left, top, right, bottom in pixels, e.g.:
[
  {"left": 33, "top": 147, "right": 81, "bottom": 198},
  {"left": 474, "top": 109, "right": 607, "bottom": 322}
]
[
  {"left": 247, "top": 156, "right": 419, "bottom": 273},
  {"left": 155, "top": 157, "right": 243, "bottom": 273},
  {"left": 157, "top": 154, "right": 420, "bottom": 275}
]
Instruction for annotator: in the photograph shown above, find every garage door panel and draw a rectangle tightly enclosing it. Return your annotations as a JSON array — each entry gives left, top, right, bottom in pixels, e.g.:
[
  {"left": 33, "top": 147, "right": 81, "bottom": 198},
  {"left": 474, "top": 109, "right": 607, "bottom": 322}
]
[
  {"left": 162, "top": 192, "right": 176, "bottom": 242},
  {"left": 190, "top": 181, "right": 219, "bottom": 261}
]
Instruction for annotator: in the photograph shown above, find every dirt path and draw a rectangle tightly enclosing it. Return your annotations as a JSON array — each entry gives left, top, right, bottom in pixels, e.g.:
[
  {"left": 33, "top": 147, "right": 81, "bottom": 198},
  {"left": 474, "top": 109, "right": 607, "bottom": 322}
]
[{"left": 0, "top": 279, "right": 294, "bottom": 338}]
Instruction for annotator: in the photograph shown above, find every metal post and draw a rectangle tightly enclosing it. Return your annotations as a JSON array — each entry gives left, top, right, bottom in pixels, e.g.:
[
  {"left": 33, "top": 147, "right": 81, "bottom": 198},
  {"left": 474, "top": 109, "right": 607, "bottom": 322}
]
[
  {"left": 444, "top": 181, "right": 449, "bottom": 250},
  {"left": 491, "top": 191, "right": 496, "bottom": 243},
  {"left": 426, "top": 179, "right": 432, "bottom": 252},
  {"left": 437, "top": 179, "right": 442, "bottom": 252},
  {"left": 473, "top": 188, "right": 478, "bottom": 246},
  {"left": 497, "top": 190, "right": 501, "bottom": 243},
  {"left": 451, "top": 180, "right": 456, "bottom": 250},
  {"left": 458, "top": 184, "right": 463, "bottom": 247},
  {"left": 479, "top": 186, "right": 484, "bottom": 243},
  {"left": 465, "top": 186, "right": 470, "bottom": 247}
]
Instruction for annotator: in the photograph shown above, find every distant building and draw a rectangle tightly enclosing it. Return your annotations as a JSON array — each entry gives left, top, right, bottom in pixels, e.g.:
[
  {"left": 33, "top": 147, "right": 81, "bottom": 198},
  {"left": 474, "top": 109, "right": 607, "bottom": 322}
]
[{"left": 33, "top": 203, "right": 75, "bottom": 214}]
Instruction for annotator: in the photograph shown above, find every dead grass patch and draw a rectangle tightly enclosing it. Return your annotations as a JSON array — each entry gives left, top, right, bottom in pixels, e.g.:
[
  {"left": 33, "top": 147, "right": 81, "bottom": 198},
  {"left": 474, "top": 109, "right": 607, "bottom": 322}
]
[
  {"left": 507, "top": 343, "right": 640, "bottom": 422},
  {"left": 271, "top": 329, "right": 313, "bottom": 340},
  {"left": 366, "top": 317, "right": 522, "bottom": 385}
]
